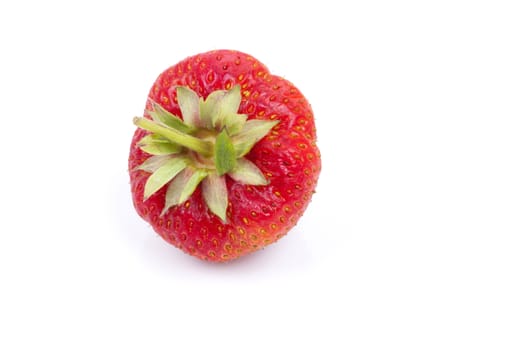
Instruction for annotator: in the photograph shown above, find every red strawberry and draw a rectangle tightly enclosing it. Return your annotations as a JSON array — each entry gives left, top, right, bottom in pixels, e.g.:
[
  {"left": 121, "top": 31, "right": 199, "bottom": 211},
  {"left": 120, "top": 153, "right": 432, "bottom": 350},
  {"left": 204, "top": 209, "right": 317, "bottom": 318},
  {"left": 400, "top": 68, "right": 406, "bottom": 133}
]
[{"left": 129, "top": 50, "right": 320, "bottom": 262}]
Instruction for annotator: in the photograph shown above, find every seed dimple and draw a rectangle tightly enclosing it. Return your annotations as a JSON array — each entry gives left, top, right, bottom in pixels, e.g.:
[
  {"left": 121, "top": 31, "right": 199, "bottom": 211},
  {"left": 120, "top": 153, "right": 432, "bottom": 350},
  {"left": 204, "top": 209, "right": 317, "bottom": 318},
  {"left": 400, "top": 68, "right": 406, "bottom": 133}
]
[
  {"left": 222, "top": 64, "right": 228, "bottom": 70},
  {"left": 180, "top": 233, "right": 187, "bottom": 241},
  {"left": 271, "top": 224, "right": 277, "bottom": 230},
  {"left": 251, "top": 211, "right": 257, "bottom": 217},
  {"left": 207, "top": 71, "right": 215, "bottom": 83},
  {"left": 242, "top": 217, "right": 249, "bottom": 225},
  {"left": 196, "top": 239, "right": 202, "bottom": 247},
  {"left": 208, "top": 251, "right": 216, "bottom": 258}
]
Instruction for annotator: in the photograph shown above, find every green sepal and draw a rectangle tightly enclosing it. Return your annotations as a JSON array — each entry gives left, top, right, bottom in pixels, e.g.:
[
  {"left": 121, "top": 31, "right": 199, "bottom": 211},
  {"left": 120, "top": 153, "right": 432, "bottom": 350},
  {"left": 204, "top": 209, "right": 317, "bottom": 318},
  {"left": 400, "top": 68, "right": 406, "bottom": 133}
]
[
  {"left": 202, "top": 173, "right": 228, "bottom": 222},
  {"left": 224, "top": 113, "right": 248, "bottom": 135},
  {"left": 148, "top": 101, "right": 195, "bottom": 134},
  {"left": 214, "top": 129, "right": 237, "bottom": 176},
  {"left": 200, "top": 85, "right": 244, "bottom": 131},
  {"left": 138, "top": 134, "right": 182, "bottom": 155},
  {"left": 133, "top": 85, "right": 278, "bottom": 221},
  {"left": 136, "top": 154, "right": 174, "bottom": 173},
  {"left": 176, "top": 86, "right": 202, "bottom": 128},
  {"left": 227, "top": 158, "right": 268, "bottom": 185},
  {"left": 143, "top": 157, "right": 188, "bottom": 200},
  {"left": 134, "top": 117, "right": 212, "bottom": 156},
  {"left": 161, "top": 167, "right": 208, "bottom": 216},
  {"left": 214, "top": 85, "right": 242, "bottom": 129},
  {"left": 232, "top": 119, "right": 279, "bottom": 157}
]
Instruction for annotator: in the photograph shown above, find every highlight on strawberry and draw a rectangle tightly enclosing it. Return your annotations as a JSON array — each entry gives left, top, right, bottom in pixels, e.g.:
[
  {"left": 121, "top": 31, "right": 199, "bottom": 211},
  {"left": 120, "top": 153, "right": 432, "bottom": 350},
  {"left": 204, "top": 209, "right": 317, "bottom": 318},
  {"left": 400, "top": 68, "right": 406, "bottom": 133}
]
[{"left": 129, "top": 50, "right": 321, "bottom": 262}]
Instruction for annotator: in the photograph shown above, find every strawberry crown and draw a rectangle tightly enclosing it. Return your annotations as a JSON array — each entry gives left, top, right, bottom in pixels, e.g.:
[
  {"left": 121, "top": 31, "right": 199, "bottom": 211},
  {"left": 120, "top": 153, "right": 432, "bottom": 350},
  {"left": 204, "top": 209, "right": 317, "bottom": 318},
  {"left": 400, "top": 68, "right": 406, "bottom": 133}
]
[{"left": 133, "top": 85, "right": 278, "bottom": 221}]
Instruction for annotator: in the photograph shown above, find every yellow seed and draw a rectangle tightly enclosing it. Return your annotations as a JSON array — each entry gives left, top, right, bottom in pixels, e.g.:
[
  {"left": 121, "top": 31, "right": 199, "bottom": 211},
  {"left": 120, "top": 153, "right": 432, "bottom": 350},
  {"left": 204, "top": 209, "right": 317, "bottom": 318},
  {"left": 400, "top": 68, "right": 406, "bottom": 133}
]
[{"left": 242, "top": 217, "right": 249, "bottom": 225}]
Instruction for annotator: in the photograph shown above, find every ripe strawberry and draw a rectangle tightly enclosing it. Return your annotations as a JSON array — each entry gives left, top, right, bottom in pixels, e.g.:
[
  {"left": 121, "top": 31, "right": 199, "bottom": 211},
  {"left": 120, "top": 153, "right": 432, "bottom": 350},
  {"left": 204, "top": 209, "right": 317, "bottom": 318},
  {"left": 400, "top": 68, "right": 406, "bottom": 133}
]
[{"left": 129, "top": 50, "right": 320, "bottom": 262}]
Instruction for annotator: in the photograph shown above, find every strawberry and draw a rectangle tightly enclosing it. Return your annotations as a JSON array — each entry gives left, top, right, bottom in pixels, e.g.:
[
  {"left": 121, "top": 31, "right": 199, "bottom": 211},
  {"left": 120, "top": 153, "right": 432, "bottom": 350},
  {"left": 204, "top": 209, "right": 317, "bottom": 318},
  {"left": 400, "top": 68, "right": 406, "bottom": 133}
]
[{"left": 129, "top": 50, "right": 321, "bottom": 262}]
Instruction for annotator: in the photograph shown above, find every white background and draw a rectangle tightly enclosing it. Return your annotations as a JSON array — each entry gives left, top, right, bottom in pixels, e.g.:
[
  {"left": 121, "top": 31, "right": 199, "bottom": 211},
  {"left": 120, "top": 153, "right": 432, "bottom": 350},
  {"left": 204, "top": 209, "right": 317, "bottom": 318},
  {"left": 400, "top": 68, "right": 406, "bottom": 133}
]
[{"left": 1, "top": 0, "right": 524, "bottom": 349}]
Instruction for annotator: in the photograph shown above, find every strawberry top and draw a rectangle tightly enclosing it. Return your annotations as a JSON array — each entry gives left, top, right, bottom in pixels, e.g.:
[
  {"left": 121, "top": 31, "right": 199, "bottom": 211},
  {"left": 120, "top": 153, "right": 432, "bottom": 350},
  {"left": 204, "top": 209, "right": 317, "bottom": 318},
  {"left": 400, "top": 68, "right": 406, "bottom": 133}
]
[{"left": 129, "top": 50, "right": 320, "bottom": 261}]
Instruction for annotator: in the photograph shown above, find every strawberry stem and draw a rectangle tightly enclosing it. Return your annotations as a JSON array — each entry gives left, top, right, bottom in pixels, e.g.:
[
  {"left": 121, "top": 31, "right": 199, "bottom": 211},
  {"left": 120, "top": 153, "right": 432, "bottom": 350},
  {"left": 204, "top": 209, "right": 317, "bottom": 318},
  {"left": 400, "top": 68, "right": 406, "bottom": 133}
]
[{"left": 133, "top": 117, "right": 213, "bottom": 156}]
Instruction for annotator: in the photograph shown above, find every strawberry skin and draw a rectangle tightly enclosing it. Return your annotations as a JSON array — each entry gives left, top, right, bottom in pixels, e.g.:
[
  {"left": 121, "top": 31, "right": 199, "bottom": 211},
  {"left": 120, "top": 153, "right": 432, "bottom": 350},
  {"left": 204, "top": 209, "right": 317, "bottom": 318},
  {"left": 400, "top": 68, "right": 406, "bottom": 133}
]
[{"left": 129, "top": 50, "right": 320, "bottom": 262}]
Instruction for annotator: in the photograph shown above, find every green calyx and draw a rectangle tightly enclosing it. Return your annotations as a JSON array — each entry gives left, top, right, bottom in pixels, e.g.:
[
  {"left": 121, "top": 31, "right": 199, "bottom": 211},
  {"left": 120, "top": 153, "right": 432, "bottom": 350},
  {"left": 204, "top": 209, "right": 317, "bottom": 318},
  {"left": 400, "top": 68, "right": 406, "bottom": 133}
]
[{"left": 133, "top": 85, "right": 278, "bottom": 221}]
